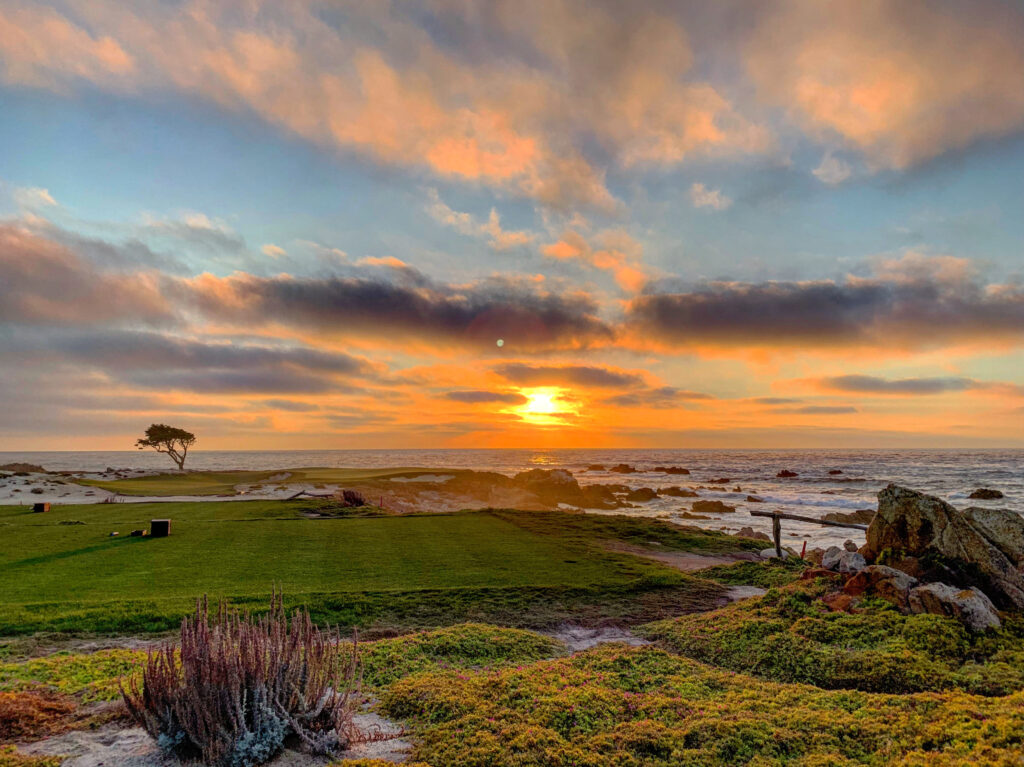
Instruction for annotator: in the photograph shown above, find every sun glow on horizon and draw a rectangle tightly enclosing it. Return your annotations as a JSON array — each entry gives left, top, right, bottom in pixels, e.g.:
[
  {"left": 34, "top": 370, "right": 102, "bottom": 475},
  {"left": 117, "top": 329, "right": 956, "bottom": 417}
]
[{"left": 512, "top": 387, "right": 578, "bottom": 426}]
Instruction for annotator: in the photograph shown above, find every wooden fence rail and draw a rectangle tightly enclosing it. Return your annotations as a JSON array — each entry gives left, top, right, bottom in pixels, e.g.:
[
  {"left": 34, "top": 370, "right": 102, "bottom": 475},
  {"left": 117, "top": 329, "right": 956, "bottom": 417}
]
[{"left": 748, "top": 508, "right": 869, "bottom": 558}]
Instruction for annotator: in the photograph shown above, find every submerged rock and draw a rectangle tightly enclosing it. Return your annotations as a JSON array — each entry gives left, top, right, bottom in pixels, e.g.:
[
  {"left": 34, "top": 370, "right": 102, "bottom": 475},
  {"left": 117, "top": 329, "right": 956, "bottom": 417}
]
[
  {"left": 610, "top": 464, "right": 637, "bottom": 474},
  {"left": 969, "top": 488, "right": 1004, "bottom": 500},
  {"left": 865, "top": 484, "right": 1024, "bottom": 610},
  {"left": 745, "top": 495, "right": 764, "bottom": 503},
  {"left": 908, "top": 583, "right": 1001, "bottom": 632},
  {"left": 691, "top": 499, "right": 735, "bottom": 515},
  {"left": 776, "top": 470, "right": 799, "bottom": 478},
  {"left": 737, "top": 526, "right": 771, "bottom": 542},
  {"left": 625, "top": 487, "right": 658, "bottom": 502},
  {"left": 660, "top": 486, "right": 698, "bottom": 497},
  {"left": 828, "top": 469, "right": 843, "bottom": 475},
  {"left": 585, "top": 464, "right": 606, "bottom": 472},
  {"left": 823, "top": 508, "right": 875, "bottom": 525},
  {"left": 654, "top": 466, "right": 691, "bottom": 475}
]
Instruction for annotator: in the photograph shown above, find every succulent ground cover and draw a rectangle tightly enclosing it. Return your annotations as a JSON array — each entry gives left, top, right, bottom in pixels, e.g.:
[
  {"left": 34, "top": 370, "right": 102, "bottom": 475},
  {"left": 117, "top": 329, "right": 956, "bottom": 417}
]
[
  {"left": 377, "top": 642, "right": 1024, "bottom": 766},
  {"left": 641, "top": 577, "right": 1024, "bottom": 695}
]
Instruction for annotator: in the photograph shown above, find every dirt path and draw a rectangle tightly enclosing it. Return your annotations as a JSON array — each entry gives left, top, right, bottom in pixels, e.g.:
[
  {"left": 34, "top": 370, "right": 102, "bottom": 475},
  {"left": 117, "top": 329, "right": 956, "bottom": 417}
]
[
  {"left": 604, "top": 541, "right": 761, "bottom": 571},
  {"left": 20, "top": 710, "right": 412, "bottom": 766}
]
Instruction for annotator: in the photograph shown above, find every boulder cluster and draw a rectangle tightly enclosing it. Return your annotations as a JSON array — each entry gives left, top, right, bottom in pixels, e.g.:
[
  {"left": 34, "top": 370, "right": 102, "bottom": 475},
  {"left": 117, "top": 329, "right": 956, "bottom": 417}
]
[{"left": 813, "top": 484, "right": 1023, "bottom": 632}]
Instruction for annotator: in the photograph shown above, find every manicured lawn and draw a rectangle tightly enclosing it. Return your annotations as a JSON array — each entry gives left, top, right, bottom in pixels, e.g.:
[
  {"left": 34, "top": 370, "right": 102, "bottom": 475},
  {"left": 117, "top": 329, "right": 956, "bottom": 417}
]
[
  {"left": 78, "top": 467, "right": 460, "bottom": 496},
  {"left": 0, "top": 502, "right": 729, "bottom": 635}
]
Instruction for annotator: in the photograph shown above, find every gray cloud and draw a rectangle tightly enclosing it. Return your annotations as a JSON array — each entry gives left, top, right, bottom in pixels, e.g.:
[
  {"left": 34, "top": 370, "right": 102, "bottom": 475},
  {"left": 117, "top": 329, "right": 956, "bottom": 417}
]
[
  {"left": 493, "top": 362, "right": 644, "bottom": 388},
  {"left": 444, "top": 390, "right": 528, "bottom": 404},
  {"left": 604, "top": 386, "right": 715, "bottom": 407},
  {"left": 628, "top": 272, "right": 1024, "bottom": 349},
  {"left": 819, "top": 375, "right": 977, "bottom": 395},
  {"left": 182, "top": 270, "right": 614, "bottom": 353}
]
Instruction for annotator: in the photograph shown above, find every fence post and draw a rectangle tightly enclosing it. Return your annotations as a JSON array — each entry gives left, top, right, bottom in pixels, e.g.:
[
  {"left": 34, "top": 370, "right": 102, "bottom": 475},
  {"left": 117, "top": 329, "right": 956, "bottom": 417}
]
[{"left": 772, "top": 513, "right": 782, "bottom": 558}]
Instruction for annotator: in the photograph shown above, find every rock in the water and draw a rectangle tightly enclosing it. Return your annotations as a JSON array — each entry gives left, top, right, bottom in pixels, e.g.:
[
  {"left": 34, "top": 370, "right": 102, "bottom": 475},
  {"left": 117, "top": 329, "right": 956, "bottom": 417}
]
[
  {"left": 691, "top": 499, "right": 735, "bottom": 514},
  {"left": 625, "top": 487, "right": 658, "bottom": 502},
  {"left": 708, "top": 477, "right": 731, "bottom": 484},
  {"left": 654, "top": 466, "right": 691, "bottom": 475},
  {"left": 776, "top": 470, "right": 799, "bottom": 478},
  {"left": 822, "top": 508, "right": 875, "bottom": 524},
  {"left": 737, "top": 526, "right": 771, "bottom": 542},
  {"left": 822, "top": 546, "right": 867, "bottom": 573},
  {"left": 610, "top": 463, "right": 637, "bottom": 474},
  {"left": 969, "top": 488, "right": 1004, "bottom": 500},
  {"left": 908, "top": 583, "right": 1001, "bottom": 632},
  {"left": 0, "top": 462, "right": 47, "bottom": 473},
  {"left": 585, "top": 464, "right": 605, "bottom": 472},
  {"left": 745, "top": 495, "right": 764, "bottom": 503},
  {"left": 865, "top": 484, "right": 1024, "bottom": 610},
  {"left": 843, "top": 565, "right": 918, "bottom": 609},
  {"left": 659, "top": 486, "right": 698, "bottom": 498},
  {"left": 828, "top": 469, "right": 843, "bottom": 475}
]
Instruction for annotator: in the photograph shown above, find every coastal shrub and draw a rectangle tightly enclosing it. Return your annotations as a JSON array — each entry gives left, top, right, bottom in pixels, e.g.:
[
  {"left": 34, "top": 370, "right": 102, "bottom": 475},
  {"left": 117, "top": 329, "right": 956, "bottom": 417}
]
[
  {"left": 640, "top": 579, "right": 1024, "bottom": 695},
  {"left": 358, "top": 623, "right": 564, "bottom": 688},
  {"left": 0, "top": 690, "right": 75, "bottom": 740},
  {"left": 0, "top": 625, "right": 561, "bottom": 708},
  {"left": 379, "top": 643, "right": 1024, "bottom": 766},
  {"left": 0, "top": 747, "right": 63, "bottom": 767},
  {"left": 123, "top": 596, "right": 361, "bottom": 766},
  {"left": 695, "top": 558, "right": 807, "bottom": 588},
  {"left": 0, "top": 649, "right": 143, "bottom": 702}
]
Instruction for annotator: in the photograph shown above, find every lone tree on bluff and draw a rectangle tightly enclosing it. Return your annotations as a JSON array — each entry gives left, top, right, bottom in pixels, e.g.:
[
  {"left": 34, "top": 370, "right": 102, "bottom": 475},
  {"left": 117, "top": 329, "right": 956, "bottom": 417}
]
[{"left": 136, "top": 424, "right": 196, "bottom": 471}]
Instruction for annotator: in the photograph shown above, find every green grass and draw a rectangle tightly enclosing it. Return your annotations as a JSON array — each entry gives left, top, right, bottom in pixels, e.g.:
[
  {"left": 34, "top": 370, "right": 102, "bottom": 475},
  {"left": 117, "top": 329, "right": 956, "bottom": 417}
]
[
  {"left": 78, "top": 467, "right": 463, "bottom": 496},
  {"left": 0, "top": 502, "right": 733, "bottom": 635}
]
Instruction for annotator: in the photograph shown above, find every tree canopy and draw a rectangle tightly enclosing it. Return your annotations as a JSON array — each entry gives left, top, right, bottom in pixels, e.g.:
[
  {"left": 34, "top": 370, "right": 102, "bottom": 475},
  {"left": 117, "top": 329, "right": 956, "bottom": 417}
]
[{"left": 136, "top": 424, "right": 196, "bottom": 470}]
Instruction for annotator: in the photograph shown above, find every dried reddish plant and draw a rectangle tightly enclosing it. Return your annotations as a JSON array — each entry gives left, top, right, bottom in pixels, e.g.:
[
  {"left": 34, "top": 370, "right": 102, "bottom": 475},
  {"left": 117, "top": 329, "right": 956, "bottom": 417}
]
[
  {"left": 122, "top": 595, "right": 360, "bottom": 766},
  {"left": 0, "top": 690, "right": 76, "bottom": 740}
]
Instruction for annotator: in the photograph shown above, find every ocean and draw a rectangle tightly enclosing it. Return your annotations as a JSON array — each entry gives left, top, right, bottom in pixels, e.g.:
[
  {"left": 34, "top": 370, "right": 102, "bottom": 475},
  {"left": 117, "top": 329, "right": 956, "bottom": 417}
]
[{"left": 3, "top": 448, "right": 1021, "bottom": 548}]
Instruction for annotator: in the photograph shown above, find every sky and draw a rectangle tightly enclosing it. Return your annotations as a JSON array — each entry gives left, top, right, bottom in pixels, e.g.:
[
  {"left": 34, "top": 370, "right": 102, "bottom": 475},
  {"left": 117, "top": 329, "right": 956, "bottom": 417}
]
[{"left": 2, "top": 0, "right": 1024, "bottom": 450}]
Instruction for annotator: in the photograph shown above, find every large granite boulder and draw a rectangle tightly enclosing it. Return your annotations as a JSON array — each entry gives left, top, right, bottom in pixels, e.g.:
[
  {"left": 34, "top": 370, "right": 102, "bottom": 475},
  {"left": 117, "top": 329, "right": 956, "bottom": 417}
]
[
  {"left": 864, "top": 485, "right": 1024, "bottom": 610},
  {"left": 962, "top": 506, "right": 1024, "bottom": 569},
  {"left": 843, "top": 565, "right": 918, "bottom": 609},
  {"left": 908, "top": 583, "right": 1001, "bottom": 632}
]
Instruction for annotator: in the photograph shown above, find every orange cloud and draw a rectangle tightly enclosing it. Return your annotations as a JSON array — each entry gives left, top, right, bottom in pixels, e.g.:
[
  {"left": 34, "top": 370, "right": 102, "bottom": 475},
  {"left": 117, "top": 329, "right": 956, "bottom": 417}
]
[
  {"left": 747, "top": 0, "right": 1024, "bottom": 169},
  {"left": 542, "top": 229, "right": 650, "bottom": 293}
]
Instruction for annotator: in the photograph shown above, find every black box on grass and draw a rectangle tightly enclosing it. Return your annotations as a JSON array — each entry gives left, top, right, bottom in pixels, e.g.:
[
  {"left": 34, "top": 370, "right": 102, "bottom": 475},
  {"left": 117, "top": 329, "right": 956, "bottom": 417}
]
[{"left": 150, "top": 519, "right": 171, "bottom": 537}]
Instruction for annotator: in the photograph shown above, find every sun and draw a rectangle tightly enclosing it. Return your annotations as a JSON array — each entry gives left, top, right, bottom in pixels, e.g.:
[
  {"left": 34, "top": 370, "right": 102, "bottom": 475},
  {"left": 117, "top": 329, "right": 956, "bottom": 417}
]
[{"left": 512, "top": 387, "right": 576, "bottom": 426}]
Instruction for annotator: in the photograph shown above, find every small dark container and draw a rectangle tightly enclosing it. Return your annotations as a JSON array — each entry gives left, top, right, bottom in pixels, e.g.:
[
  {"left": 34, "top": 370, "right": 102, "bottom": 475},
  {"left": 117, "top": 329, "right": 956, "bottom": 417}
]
[
  {"left": 129, "top": 529, "right": 148, "bottom": 537},
  {"left": 33, "top": 502, "right": 50, "bottom": 513},
  {"left": 150, "top": 519, "right": 171, "bottom": 537}
]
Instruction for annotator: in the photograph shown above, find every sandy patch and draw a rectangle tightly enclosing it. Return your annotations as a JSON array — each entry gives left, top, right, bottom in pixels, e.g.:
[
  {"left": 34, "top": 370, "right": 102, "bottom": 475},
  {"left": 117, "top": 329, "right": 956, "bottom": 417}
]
[
  {"left": 20, "top": 709, "right": 412, "bottom": 766},
  {"left": 547, "top": 624, "right": 651, "bottom": 653}
]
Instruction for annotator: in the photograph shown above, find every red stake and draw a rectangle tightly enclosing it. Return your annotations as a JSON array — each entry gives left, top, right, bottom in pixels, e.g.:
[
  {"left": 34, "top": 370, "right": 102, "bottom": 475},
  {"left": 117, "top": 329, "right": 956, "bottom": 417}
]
[{"left": 800, "top": 541, "right": 807, "bottom": 559}]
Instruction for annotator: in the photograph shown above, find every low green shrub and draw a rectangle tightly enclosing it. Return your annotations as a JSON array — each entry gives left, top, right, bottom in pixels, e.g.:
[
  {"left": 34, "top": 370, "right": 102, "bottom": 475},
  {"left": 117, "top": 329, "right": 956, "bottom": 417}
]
[
  {"left": 358, "top": 623, "right": 564, "bottom": 687},
  {"left": 695, "top": 558, "right": 808, "bottom": 588},
  {"left": 379, "top": 643, "right": 1024, "bottom": 766},
  {"left": 640, "top": 579, "right": 1024, "bottom": 695}
]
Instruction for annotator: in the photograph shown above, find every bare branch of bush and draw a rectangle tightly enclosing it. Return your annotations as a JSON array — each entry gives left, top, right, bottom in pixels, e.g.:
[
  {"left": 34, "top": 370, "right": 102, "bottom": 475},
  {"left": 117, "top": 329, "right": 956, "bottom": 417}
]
[{"left": 122, "top": 594, "right": 361, "bottom": 766}]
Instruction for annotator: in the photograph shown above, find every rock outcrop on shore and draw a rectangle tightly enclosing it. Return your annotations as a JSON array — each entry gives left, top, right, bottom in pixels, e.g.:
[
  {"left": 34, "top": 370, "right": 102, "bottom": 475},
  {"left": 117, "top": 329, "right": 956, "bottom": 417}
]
[{"left": 862, "top": 484, "right": 1024, "bottom": 610}]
